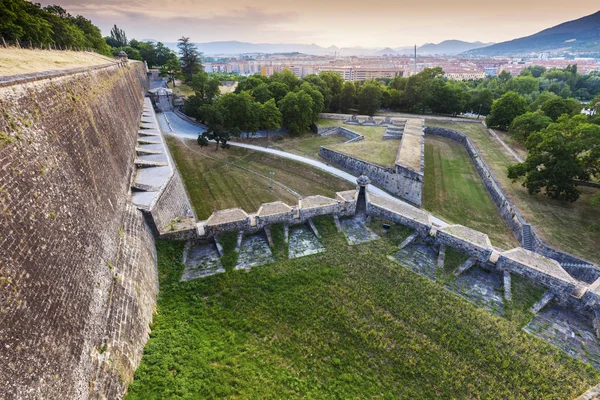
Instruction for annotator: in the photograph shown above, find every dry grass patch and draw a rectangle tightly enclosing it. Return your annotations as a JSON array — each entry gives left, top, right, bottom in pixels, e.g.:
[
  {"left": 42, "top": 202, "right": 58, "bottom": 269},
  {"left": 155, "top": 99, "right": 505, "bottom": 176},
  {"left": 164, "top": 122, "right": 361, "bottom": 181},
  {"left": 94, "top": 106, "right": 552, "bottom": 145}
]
[{"left": 0, "top": 49, "right": 115, "bottom": 76}]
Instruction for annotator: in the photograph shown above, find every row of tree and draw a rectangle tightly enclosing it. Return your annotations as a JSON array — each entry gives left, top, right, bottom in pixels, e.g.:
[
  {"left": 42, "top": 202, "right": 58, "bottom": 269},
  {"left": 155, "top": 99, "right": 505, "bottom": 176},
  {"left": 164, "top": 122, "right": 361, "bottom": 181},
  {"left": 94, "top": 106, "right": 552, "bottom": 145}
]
[{"left": 1, "top": 0, "right": 109, "bottom": 54}]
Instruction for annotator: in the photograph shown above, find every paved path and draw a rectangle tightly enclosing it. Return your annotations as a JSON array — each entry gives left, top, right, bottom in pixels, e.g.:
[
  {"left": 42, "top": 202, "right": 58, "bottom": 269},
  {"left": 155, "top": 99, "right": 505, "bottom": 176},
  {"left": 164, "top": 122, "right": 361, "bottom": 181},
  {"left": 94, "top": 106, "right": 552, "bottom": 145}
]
[{"left": 155, "top": 101, "right": 447, "bottom": 226}]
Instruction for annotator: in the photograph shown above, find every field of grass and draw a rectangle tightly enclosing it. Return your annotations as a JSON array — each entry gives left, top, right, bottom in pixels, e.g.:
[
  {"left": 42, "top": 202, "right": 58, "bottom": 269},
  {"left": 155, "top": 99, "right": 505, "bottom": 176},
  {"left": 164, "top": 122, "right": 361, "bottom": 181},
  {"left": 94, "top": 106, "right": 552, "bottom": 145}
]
[
  {"left": 423, "top": 136, "right": 518, "bottom": 249},
  {"left": 167, "top": 137, "right": 353, "bottom": 219},
  {"left": 0, "top": 49, "right": 115, "bottom": 76},
  {"left": 425, "top": 120, "right": 600, "bottom": 262},
  {"left": 126, "top": 217, "right": 598, "bottom": 399},
  {"left": 168, "top": 82, "right": 195, "bottom": 98},
  {"left": 244, "top": 131, "right": 348, "bottom": 160},
  {"left": 317, "top": 119, "right": 399, "bottom": 166}
]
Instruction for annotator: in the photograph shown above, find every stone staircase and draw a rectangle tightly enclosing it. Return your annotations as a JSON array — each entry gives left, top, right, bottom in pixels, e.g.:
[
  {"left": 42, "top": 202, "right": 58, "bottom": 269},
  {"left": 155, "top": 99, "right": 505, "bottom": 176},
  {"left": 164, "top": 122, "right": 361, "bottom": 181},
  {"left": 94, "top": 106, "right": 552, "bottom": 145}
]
[
  {"left": 522, "top": 224, "right": 533, "bottom": 251},
  {"left": 383, "top": 126, "right": 403, "bottom": 140}
]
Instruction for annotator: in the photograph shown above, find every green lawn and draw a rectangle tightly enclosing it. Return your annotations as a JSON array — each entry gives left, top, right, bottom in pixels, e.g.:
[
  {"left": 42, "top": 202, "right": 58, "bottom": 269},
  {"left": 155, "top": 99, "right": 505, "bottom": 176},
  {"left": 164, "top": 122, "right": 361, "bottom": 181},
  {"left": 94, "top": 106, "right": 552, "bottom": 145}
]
[
  {"left": 425, "top": 120, "right": 600, "bottom": 262},
  {"left": 239, "top": 131, "right": 348, "bottom": 160},
  {"left": 167, "top": 137, "right": 353, "bottom": 220},
  {"left": 126, "top": 217, "right": 598, "bottom": 399},
  {"left": 317, "top": 118, "right": 399, "bottom": 166},
  {"left": 423, "top": 135, "right": 518, "bottom": 249}
]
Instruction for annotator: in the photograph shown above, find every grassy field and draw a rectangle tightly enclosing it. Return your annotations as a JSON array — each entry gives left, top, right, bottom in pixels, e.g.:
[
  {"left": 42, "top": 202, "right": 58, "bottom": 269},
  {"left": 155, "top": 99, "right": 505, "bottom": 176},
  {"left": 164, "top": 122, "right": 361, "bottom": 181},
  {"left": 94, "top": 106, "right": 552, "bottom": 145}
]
[
  {"left": 317, "top": 119, "right": 399, "bottom": 166},
  {"left": 241, "top": 131, "right": 348, "bottom": 160},
  {"left": 423, "top": 136, "right": 518, "bottom": 249},
  {"left": 0, "top": 49, "right": 115, "bottom": 76},
  {"left": 425, "top": 120, "right": 600, "bottom": 262},
  {"left": 167, "top": 137, "right": 353, "bottom": 219},
  {"left": 126, "top": 217, "right": 598, "bottom": 399}
]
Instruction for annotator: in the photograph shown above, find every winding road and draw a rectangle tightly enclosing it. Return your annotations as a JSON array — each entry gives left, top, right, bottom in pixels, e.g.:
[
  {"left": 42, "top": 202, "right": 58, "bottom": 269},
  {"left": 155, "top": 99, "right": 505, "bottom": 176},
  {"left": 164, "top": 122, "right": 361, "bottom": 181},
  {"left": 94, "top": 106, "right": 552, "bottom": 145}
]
[{"left": 154, "top": 94, "right": 447, "bottom": 226}]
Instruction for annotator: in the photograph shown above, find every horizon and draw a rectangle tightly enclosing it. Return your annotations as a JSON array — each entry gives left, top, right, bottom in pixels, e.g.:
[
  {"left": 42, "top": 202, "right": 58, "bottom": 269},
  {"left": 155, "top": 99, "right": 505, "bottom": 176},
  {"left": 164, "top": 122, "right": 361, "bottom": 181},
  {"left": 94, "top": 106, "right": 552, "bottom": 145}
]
[{"left": 35, "top": 1, "right": 599, "bottom": 48}]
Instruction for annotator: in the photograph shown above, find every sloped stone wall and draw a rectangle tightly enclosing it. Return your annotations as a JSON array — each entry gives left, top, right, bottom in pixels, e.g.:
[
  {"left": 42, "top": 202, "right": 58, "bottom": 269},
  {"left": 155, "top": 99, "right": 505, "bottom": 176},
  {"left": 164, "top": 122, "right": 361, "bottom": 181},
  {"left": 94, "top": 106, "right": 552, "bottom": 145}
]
[{"left": 0, "top": 61, "right": 156, "bottom": 399}]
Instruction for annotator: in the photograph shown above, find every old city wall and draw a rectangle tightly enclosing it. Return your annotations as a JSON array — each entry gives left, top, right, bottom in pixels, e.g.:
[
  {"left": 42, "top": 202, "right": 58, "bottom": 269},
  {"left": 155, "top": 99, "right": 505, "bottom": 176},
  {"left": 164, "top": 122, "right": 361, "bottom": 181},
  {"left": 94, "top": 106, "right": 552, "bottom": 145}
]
[{"left": 0, "top": 62, "right": 157, "bottom": 399}]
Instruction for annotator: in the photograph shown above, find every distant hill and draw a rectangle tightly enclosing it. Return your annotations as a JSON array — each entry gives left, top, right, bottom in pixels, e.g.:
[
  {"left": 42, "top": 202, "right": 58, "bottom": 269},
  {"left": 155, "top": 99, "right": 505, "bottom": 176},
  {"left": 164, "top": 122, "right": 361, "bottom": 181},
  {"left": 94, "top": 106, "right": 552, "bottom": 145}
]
[
  {"left": 466, "top": 10, "right": 600, "bottom": 56},
  {"left": 417, "top": 40, "right": 493, "bottom": 55}
]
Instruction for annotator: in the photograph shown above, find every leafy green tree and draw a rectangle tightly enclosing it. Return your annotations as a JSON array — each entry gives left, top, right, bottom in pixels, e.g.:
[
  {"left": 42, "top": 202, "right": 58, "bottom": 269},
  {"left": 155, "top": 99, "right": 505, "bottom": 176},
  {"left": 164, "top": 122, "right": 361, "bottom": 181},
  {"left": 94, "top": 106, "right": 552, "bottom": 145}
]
[
  {"left": 267, "top": 81, "right": 289, "bottom": 104},
  {"left": 279, "top": 91, "right": 314, "bottom": 133},
  {"left": 178, "top": 37, "right": 202, "bottom": 82},
  {"left": 529, "top": 91, "right": 557, "bottom": 111},
  {"left": 197, "top": 103, "right": 239, "bottom": 150},
  {"left": 69, "top": 15, "right": 110, "bottom": 55},
  {"left": 260, "top": 99, "right": 282, "bottom": 134},
  {"left": 107, "top": 24, "right": 127, "bottom": 47},
  {"left": 218, "top": 92, "right": 261, "bottom": 138},
  {"left": 251, "top": 83, "right": 272, "bottom": 103},
  {"left": 357, "top": 82, "right": 382, "bottom": 115},
  {"left": 189, "top": 71, "right": 220, "bottom": 103},
  {"left": 111, "top": 45, "right": 141, "bottom": 60},
  {"left": 298, "top": 82, "right": 324, "bottom": 121},
  {"left": 340, "top": 82, "right": 356, "bottom": 113},
  {"left": 508, "top": 115, "right": 600, "bottom": 201},
  {"left": 236, "top": 75, "right": 268, "bottom": 93},
  {"left": 486, "top": 91, "right": 528, "bottom": 129},
  {"left": 271, "top": 69, "right": 299, "bottom": 91},
  {"left": 319, "top": 71, "right": 344, "bottom": 112},
  {"left": 540, "top": 97, "right": 581, "bottom": 121},
  {"left": 468, "top": 89, "right": 494, "bottom": 116},
  {"left": 509, "top": 111, "right": 552, "bottom": 142},
  {"left": 159, "top": 58, "right": 182, "bottom": 86},
  {"left": 505, "top": 76, "right": 539, "bottom": 96}
]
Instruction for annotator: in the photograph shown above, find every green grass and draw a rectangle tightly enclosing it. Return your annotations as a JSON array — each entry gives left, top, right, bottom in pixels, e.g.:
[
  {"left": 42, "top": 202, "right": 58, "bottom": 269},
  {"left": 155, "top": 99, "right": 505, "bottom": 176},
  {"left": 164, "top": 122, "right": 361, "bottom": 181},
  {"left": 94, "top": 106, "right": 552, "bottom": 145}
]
[
  {"left": 425, "top": 120, "right": 600, "bottom": 262},
  {"left": 251, "top": 131, "right": 348, "bottom": 160},
  {"left": 167, "top": 137, "right": 353, "bottom": 219},
  {"left": 126, "top": 217, "right": 598, "bottom": 399},
  {"left": 423, "top": 135, "right": 518, "bottom": 249},
  {"left": 317, "top": 118, "right": 399, "bottom": 166}
]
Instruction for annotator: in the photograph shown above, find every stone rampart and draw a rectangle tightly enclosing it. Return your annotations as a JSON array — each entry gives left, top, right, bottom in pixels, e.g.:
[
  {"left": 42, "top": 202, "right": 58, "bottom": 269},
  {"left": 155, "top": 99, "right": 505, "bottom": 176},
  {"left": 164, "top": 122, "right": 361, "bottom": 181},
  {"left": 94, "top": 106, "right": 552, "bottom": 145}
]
[
  {"left": 319, "top": 147, "right": 422, "bottom": 206},
  {"left": 317, "top": 125, "right": 364, "bottom": 142},
  {"left": 0, "top": 62, "right": 157, "bottom": 399},
  {"left": 424, "top": 126, "right": 599, "bottom": 279}
]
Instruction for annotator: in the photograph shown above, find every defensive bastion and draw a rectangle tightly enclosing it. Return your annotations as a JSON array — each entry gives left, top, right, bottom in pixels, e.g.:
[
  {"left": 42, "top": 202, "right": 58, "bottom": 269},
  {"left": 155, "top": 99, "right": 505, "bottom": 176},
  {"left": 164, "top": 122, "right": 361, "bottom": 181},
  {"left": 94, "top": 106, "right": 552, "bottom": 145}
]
[{"left": 0, "top": 60, "right": 167, "bottom": 399}]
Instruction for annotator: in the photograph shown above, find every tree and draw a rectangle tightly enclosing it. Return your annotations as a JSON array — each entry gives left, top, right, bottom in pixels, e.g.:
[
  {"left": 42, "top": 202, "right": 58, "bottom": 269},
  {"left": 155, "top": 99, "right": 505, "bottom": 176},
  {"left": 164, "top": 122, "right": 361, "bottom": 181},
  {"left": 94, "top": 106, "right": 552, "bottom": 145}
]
[
  {"left": 486, "top": 91, "right": 528, "bottom": 130},
  {"left": 107, "top": 24, "right": 127, "bottom": 47},
  {"left": 159, "top": 58, "right": 182, "bottom": 86},
  {"left": 260, "top": 99, "right": 282, "bottom": 135},
  {"left": 509, "top": 111, "right": 552, "bottom": 142},
  {"left": 319, "top": 71, "right": 344, "bottom": 112},
  {"left": 298, "top": 82, "right": 325, "bottom": 121},
  {"left": 468, "top": 89, "right": 494, "bottom": 116},
  {"left": 340, "top": 82, "right": 356, "bottom": 113},
  {"left": 189, "top": 71, "right": 220, "bottom": 103},
  {"left": 504, "top": 76, "right": 539, "bottom": 96},
  {"left": 197, "top": 103, "right": 240, "bottom": 150},
  {"left": 508, "top": 115, "right": 600, "bottom": 201},
  {"left": 218, "top": 92, "right": 261, "bottom": 138},
  {"left": 357, "top": 82, "right": 383, "bottom": 115},
  {"left": 251, "top": 83, "right": 272, "bottom": 103},
  {"left": 267, "top": 81, "right": 289, "bottom": 104},
  {"left": 178, "top": 37, "right": 202, "bottom": 82},
  {"left": 279, "top": 91, "right": 314, "bottom": 133},
  {"left": 271, "top": 69, "right": 299, "bottom": 91},
  {"left": 529, "top": 91, "right": 557, "bottom": 111},
  {"left": 540, "top": 97, "right": 581, "bottom": 121}
]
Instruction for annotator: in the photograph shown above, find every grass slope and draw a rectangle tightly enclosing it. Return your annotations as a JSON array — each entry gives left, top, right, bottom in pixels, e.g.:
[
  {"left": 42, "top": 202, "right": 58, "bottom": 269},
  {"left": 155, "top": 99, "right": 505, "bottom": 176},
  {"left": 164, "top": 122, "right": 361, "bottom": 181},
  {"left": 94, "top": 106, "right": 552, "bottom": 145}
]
[
  {"left": 425, "top": 120, "right": 600, "bottom": 262},
  {"left": 317, "top": 119, "right": 399, "bottom": 166},
  {"left": 423, "top": 135, "right": 518, "bottom": 249},
  {"left": 167, "top": 137, "right": 353, "bottom": 220},
  {"left": 127, "top": 218, "right": 598, "bottom": 399}
]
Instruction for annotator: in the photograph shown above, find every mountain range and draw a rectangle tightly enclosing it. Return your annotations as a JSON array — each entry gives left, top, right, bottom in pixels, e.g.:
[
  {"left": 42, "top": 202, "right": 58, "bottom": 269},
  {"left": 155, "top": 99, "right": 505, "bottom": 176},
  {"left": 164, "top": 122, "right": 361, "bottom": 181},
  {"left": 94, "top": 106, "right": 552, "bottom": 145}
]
[
  {"left": 153, "top": 40, "right": 493, "bottom": 57},
  {"left": 466, "top": 10, "right": 600, "bottom": 56}
]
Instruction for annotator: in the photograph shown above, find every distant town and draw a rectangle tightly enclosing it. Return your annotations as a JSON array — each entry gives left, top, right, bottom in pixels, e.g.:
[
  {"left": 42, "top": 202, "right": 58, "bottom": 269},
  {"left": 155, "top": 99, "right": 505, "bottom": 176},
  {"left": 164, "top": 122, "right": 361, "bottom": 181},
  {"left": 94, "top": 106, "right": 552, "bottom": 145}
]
[{"left": 204, "top": 53, "right": 600, "bottom": 81}]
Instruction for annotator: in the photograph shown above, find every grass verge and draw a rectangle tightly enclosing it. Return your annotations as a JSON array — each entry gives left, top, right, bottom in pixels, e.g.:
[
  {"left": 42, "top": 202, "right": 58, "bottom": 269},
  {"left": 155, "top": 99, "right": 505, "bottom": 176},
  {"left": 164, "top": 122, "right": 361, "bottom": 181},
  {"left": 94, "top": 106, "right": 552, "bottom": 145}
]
[{"left": 127, "top": 219, "right": 598, "bottom": 399}]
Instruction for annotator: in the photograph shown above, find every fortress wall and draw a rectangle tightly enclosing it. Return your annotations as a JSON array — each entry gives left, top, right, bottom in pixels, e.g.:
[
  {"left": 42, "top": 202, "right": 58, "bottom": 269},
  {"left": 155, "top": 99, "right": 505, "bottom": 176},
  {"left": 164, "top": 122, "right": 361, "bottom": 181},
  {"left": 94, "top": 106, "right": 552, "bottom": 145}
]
[
  {"left": 149, "top": 170, "right": 194, "bottom": 234},
  {"left": 0, "top": 62, "right": 156, "bottom": 399},
  {"left": 319, "top": 147, "right": 422, "bottom": 206},
  {"left": 424, "top": 126, "right": 599, "bottom": 277}
]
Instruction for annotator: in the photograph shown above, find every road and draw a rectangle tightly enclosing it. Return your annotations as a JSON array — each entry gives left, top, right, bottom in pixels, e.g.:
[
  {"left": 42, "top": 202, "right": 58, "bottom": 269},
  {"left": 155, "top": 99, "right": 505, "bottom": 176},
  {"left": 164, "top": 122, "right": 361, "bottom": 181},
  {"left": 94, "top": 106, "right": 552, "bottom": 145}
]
[{"left": 154, "top": 96, "right": 447, "bottom": 226}]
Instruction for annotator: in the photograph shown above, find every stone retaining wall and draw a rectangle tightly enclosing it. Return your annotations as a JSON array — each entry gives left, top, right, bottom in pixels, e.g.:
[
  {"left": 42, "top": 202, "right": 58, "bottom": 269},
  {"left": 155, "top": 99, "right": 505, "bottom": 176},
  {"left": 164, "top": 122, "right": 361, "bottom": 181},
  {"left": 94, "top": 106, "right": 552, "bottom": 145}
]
[
  {"left": 319, "top": 147, "right": 422, "bottom": 206},
  {"left": 0, "top": 62, "right": 157, "bottom": 399}
]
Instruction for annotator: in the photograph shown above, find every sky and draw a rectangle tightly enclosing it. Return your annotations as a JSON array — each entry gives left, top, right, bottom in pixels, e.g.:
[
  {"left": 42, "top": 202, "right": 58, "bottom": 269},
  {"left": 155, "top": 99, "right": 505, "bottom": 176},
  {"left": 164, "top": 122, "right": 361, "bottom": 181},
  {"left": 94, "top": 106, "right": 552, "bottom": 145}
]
[{"left": 39, "top": 0, "right": 600, "bottom": 48}]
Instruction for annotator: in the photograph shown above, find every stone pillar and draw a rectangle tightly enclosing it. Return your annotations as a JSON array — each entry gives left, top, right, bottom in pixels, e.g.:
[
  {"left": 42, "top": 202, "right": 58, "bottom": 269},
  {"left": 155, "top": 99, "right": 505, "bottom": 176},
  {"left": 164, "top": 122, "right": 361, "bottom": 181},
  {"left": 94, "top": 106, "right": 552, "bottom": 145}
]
[{"left": 356, "top": 174, "right": 370, "bottom": 217}]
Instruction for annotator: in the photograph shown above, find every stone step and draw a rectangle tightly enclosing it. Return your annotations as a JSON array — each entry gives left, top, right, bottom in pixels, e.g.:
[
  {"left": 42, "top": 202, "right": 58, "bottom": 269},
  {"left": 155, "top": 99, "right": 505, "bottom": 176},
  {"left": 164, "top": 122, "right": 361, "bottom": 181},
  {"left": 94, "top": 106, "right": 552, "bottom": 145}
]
[
  {"left": 571, "top": 284, "right": 588, "bottom": 299},
  {"left": 453, "top": 257, "right": 477, "bottom": 277},
  {"left": 398, "top": 232, "right": 419, "bottom": 250},
  {"left": 530, "top": 290, "right": 555, "bottom": 314},
  {"left": 134, "top": 159, "right": 168, "bottom": 168}
]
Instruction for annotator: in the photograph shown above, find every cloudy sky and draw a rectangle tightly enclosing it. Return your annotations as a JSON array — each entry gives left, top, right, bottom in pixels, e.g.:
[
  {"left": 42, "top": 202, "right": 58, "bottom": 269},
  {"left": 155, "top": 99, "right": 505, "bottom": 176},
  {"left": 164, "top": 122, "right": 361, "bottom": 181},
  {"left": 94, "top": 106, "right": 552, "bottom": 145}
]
[{"left": 40, "top": 0, "right": 599, "bottom": 47}]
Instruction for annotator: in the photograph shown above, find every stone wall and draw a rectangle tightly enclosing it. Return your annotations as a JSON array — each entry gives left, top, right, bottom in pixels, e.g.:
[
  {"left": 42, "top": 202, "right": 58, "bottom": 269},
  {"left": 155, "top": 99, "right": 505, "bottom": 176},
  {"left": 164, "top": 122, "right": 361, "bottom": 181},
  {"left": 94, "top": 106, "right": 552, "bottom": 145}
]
[
  {"left": 424, "top": 126, "right": 599, "bottom": 279},
  {"left": 319, "top": 147, "right": 422, "bottom": 206},
  {"left": 146, "top": 165, "right": 194, "bottom": 234},
  {"left": 0, "top": 62, "right": 157, "bottom": 399}
]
